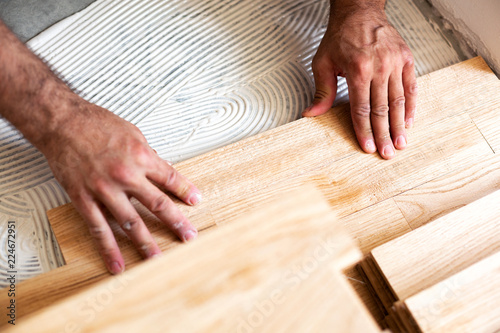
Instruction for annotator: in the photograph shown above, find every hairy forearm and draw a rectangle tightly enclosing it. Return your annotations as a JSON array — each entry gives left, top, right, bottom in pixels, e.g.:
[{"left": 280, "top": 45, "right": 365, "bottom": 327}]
[{"left": 0, "top": 21, "right": 85, "bottom": 152}]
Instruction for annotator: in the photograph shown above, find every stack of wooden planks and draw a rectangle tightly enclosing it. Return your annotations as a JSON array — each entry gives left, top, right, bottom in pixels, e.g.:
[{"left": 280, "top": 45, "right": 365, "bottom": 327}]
[
  {"left": 360, "top": 190, "right": 500, "bottom": 332},
  {"left": 5, "top": 185, "right": 383, "bottom": 332}
]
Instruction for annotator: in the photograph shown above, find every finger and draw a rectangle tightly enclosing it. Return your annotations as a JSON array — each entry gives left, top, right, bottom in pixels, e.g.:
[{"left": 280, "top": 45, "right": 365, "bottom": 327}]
[
  {"left": 100, "top": 191, "right": 162, "bottom": 259},
  {"left": 148, "top": 159, "right": 202, "bottom": 206},
  {"left": 388, "top": 71, "right": 407, "bottom": 150},
  {"left": 303, "top": 59, "right": 338, "bottom": 117},
  {"left": 402, "top": 58, "right": 418, "bottom": 128},
  {"left": 346, "top": 74, "right": 377, "bottom": 154},
  {"left": 370, "top": 76, "right": 395, "bottom": 159},
  {"left": 132, "top": 182, "right": 198, "bottom": 242},
  {"left": 73, "top": 196, "right": 125, "bottom": 274}
]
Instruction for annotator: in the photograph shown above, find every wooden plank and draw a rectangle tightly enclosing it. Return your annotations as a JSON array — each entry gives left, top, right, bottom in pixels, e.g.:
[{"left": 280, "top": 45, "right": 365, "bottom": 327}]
[
  {"left": 364, "top": 190, "right": 500, "bottom": 310},
  {"left": 415, "top": 57, "right": 500, "bottom": 124},
  {"left": 258, "top": 270, "right": 381, "bottom": 333},
  {"left": 5, "top": 185, "right": 377, "bottom": 333},
  {"left": 2, "top": 57, "right": 498, "bottom": 321},
  {"left": 394, "top": 154, "right": 500, "bottom": 229},
  {"left": 340, "top": 198, "right": 411, "bottom": 254},
  {"left": 398, "top": 251, "right": 500, "bottom": 333},
  {"left": 460, "top": 58, "right": 500, "bottom": 153}
]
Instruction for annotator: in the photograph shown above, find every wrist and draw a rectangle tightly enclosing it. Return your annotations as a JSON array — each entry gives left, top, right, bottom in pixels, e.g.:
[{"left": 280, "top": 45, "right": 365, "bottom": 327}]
[
  {"left": 31, "top": 82, "right": 91, "bottom": 155},
  {"left": 330, "top": 0, "right": 386, "bottom": 23}
]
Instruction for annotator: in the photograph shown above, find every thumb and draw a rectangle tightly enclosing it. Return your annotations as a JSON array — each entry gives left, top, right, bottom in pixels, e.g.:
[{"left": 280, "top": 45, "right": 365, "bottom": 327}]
[{"left": 303, "top": 71, "right": 338, "bottom": 117}]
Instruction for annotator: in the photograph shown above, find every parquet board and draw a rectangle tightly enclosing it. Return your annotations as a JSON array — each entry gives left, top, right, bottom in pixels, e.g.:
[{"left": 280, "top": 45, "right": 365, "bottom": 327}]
[
  {"left": 6, "top": 186, "right": 378, "bottom": 333},
  {"left": 394, "top": 154, "right": 500, "bottom": 229},
  {"left": 363, "top": 190, "right": 500, "bottom": 311},
  {"left": 397, "top": 251, "right": 500, "bottom": 333}
]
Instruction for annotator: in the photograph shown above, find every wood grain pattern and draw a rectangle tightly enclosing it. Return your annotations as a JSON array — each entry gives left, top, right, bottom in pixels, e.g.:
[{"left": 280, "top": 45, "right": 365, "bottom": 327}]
[
  {"left": 7, "top": 186, "right": 378, "bottom": 333},
  {"left": 2, "top": 57, "right": 500, "bottom": 324},
  {"left": 394, "top": 154, "right": 500, "bottom": 229},
  {"left": 399, "top": 251, "right": 500, "bottom": 333},
  {"left": 340, "top": 198, "right": 411, "bottom": 254},
  {"left": 367, "top": 190, "right": 500, "bottom": 306}
]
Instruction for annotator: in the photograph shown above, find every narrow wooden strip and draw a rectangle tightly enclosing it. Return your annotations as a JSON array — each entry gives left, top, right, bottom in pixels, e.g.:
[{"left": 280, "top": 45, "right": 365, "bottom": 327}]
[
  {"left": 340, "top": 198, "right": 411, "bottom": 254},
  {"left": 359, "top": 255, "right": 398, "bottom": 311},
  {"left": 47, "top": 198, "right": 218, "bottom": 265},
  {"left": 392, "top": 302, "right": 421, "bottom": 333},
  {"left": 405, "top": 251, "right": 500, "bottom": 333},
  {"left": 6, "top": 185, "right": 371, "bottom": 333},
  {"left": 394, "top": 154, "right": 500, "bottom": 229},
  {"left": 416, "top": 57, "right": 500, "bottom": 123},
  {"left": 372, "top": 190, "right": 500, "bottom": 301}
]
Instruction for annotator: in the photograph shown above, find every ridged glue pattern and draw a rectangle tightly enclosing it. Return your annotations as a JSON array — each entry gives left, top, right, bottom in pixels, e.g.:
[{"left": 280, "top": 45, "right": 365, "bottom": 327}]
[{"left": 0, "top": 0, "right": 465, "bottom": 286}]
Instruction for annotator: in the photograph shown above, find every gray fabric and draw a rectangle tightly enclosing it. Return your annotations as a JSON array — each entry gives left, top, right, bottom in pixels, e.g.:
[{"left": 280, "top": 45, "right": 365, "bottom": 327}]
[{"left": 0, "top": 0, "right": 96, "bottom": 42}]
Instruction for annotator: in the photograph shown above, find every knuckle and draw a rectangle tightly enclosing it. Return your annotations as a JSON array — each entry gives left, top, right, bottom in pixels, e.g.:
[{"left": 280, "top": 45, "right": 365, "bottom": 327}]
[
  {"left": 89, "top": 226, "right": 107, "bottom": 240},
  {"left": 99, "top": 246, "right": 117, "bottom": 258},
  {"left": 312, "top": 53, "right": 329, "bottom": 71},
  {"left": 390, "top": 96, "right": 406, "bottom": 109},
  {"left": 150, "top": 195, "right": 171, "bottom": 214},
  {"left": 313, "top": 89, "right": 329, "bottom": 101},
  {"left": 351, "top": 103, "right": 371, "bottom": 118},
  {"left": 92, "top": 178, "right": 111, "bottom": 197},
  {"left": 172, "top": 219, "right": 187, "bottom": 230},
  {"left": 391, "top": 122, "right": 406, "bottom": 133},
  {"left": 165, "top": 169, "right": 177, "bottom": 187},
  {"left": 139, "top": 241, "right": 156, "bottom": 255},
  {"left": 121, "top": 215, "right": 142, "bottom": 232},
  {"left": 407, "top": 82, "right": 418, "bottom": 96},
  {"left": 130, "top": 142, "right": 152, "bottom": 165},
  {"left": 110, "top": 164, "right": 135, "bottom": 185},
  {"left": 371, "top": 104, "right": 390, "bottom": 118},
  {"left": 350, "top": 55, "right": 372, "bottom": 78},
  {"left": 377, "top": 56, "right": 392, "bottom": 74},
  {"left": 403, "top": 50, "right": 414, "bottom": 65},
  {"left": 68, "top": 189, "right": 84, "bottom": 203}
]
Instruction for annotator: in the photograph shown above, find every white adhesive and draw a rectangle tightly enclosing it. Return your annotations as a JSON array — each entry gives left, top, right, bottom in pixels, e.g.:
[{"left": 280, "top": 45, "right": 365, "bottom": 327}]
[{"left": 0, "top": 0, "right": 467, "bottom": 286}]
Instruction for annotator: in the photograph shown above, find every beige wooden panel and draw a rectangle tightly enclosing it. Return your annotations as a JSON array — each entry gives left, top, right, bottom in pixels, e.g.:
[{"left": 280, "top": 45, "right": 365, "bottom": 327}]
[
  {"left": 369, "top": 190, "right": 500, "bottom": 303},
  {"left": 458, "top": 58, "right": 500, "bottom": 153},
  {"left": 340, "top": 198, "right": 411, "bottom": 254},
  {"left": 258, "top": 270, "right": 381, "bottom": 333},
  {"left": 402, "top": 251, "right": 500, "bottom": 333},
  {"left": 394, "top": 154, "right": 500, "bottom": 229},
  {"left": 415, "top": 57, "right": 500, "bottom": 124},
  {"left": 1, "top": 57, "right": 498, "bottom": 321},
  {"left": 6, "top": 186, "right": 377, "bottom": 333}
]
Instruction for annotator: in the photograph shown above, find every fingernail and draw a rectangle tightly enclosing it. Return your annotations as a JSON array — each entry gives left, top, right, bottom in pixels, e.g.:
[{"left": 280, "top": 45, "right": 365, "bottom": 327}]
[
  {"left": 110, "top": 261, "right": 124, "bottom": 274},
  {"left": 382, "top": 146, "right": 395, "bottom": 158},
  {"left": 151, "top": 253, "right": 162, "bottom": 259},
  {"left": 365, "top": 140, "right": 376, "bottom": 153},
  {"left": 188, "top": 192, "right": 202, "bottom": 205},
  {"left": 395, "top": 135, "right": 407, "bottom": 149},
  {"left": 183, "top": 229, "right": 198, "bottom": 242},
  {"left": 406, "top": 118, "right": 414, "bottom": 129}
]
